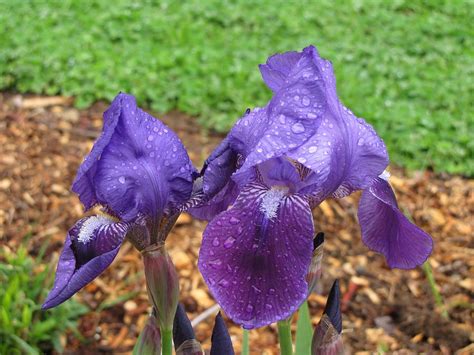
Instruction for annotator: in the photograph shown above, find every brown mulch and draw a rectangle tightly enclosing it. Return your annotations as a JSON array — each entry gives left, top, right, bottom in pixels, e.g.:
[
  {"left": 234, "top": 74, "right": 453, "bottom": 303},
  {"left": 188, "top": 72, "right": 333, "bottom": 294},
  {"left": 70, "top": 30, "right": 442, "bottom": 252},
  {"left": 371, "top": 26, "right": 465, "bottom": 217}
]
[{"left": 0, "top": 93, "right": 472, "bottom": 354}]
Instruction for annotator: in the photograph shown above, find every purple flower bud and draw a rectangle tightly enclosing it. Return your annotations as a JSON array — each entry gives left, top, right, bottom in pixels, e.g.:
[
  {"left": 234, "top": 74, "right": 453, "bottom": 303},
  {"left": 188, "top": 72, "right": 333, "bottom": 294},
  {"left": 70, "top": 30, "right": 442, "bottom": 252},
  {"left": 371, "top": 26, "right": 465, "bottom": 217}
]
[
  {"left": 173, "top": 303, "right": 203, "bottom": 355},
  {"left": 307, "top": 232, "right": 325, "bottom": 294},
  {"left": 142, "top": 243, "right": 179, "bottom": 331},
  {"left": 173, "top": 304, "right": 195, "bottom": 349},
  {"left": 210, "top": 312, "right": 234, "bottom": 355},
  {"left": 312, "top": 280, "right": 344, "bottom": 355},
  {"left": 133, "top": 312, "right": 161, "bottom": 355}
]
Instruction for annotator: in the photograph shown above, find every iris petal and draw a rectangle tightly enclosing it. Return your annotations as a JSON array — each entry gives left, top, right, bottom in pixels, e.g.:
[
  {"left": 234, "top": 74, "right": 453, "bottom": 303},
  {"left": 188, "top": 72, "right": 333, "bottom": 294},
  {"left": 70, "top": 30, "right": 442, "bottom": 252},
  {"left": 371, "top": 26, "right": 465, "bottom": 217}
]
[
  {"left": 42, "top": 216, "right": 130, "bottom": 309},
  {"left": 358, "top": 178, "right": 433, "bottom": 269},
  {"left": 72, "top": 93, "right": 195, "bottom": 220},
  {"left": 198, "top": 182, "right": 314, "bottom": 329}
]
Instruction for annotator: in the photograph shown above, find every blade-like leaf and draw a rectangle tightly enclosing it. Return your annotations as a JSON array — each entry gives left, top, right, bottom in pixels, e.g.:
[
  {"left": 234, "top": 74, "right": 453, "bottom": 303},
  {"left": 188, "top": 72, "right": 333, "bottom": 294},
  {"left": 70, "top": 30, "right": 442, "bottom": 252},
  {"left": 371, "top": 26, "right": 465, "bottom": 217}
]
[{"left": 295, "top": 301, "right": 312, "bottom": 355}]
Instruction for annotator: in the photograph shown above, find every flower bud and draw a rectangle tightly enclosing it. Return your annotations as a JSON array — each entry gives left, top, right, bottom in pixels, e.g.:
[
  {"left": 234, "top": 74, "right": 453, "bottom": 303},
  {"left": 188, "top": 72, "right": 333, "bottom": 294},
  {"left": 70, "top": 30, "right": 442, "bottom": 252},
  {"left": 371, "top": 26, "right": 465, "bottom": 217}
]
[
  {"left": 307, "top": 232, "right": 325, "bottom": 294},
  {"left": 312, "top": 280, "right": 344, "bottom": 355},
  {"left": 210, "top": 312, "right": 234, "bottom": 355},
  {"left": 142, "top": 243, "right": 179, "bottom": 331},
  {"left": 133, "top": 312, "right": 161, "bottom": 355},
  {"left": 173, "top": 304, "right": 203, "bottom": 355}
]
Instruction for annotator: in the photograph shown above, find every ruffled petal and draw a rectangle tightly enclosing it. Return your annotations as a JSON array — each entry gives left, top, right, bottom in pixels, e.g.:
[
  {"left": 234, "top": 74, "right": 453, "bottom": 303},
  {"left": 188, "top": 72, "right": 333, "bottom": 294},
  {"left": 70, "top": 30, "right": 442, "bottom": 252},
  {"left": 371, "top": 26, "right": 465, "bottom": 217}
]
[
  {"left": 42, "top": 215, "right": 130, "bottom": 309},
  {"left": 259, "top": 51, "right": 303, "bottom": 92},
  {"left": 358, "top": 178, "right": 433, "bottom": 269},
  {"left": 72, "top": 93, "right": 195, "bottom": 220},
  {"left": 198, "top": 182, "right": 314, "bottom": 329}
]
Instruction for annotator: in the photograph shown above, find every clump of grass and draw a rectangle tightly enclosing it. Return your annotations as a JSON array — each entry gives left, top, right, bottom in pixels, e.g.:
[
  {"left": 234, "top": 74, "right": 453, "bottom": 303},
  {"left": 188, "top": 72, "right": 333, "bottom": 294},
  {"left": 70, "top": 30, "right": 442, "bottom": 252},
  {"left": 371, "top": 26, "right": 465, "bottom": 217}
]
[
  {"left": 0, "top": 245, "right": 87, "bottom": 354},
  {"left": 0, "top": 1, "right": 472, "bottom": 175}
]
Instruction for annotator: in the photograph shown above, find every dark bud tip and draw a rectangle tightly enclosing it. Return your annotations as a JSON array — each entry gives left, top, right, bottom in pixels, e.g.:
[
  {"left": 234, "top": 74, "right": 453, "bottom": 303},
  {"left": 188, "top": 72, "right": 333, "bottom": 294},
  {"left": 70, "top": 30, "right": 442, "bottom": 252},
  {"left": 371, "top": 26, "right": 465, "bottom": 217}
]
[
  {"left": 210, "top": 312, "right": 234, "bottom": 355},
  {"left": 173, "top": 303, "right": 195, "bottom": 350},
  {"left": 324, "top": 279, "right": 342, "bottom": 333},
  {"left": 313, "top": 232, "right": 325, "bottom": 250}
]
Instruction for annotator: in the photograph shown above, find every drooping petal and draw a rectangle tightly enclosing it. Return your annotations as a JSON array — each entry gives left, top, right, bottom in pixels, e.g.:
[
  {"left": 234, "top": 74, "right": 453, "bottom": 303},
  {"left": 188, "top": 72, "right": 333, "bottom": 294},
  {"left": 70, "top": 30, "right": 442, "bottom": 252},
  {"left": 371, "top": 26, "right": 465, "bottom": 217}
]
[
  {"left": 72, "top": 93, "right": 195, "bottom": 221},
  {"left": 42, "top": 215, "right": 130, "bottom": 309},
  {"left": 358, "top": 178, "right": 433, "bottom": 269},
  {"left": 198, "top": 182, "right": 314, "bottom": 329}
]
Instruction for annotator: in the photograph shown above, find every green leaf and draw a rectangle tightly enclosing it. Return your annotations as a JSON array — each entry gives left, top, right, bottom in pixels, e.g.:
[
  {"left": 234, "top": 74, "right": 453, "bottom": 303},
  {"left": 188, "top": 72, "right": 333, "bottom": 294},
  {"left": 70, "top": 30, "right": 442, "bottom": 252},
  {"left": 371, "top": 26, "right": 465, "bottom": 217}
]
[{"left": 295, "top": 301, "right": 312, "bottom": 355}]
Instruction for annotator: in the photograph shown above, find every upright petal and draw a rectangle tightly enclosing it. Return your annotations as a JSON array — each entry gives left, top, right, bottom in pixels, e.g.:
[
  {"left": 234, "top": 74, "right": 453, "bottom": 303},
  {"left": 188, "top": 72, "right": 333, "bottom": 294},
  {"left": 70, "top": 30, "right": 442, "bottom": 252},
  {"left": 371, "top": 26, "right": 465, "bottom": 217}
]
[
  {"left": 42, "top": 215, "right": 130, "bottom": 309},
  {"left": 292, "top": 106, "right": 388, "bottom": 204},
  {"left": 198, "top": 182, "right": 314, "bottom": 329},
  {"left": 72, "top": 93, "right": 195, "bottom": 220},
  {"left": 358, "top": 178, "right": 433, "bottom": 269},
  {"left": 259, "top": 50, "right": 303, "bottom": 92}
]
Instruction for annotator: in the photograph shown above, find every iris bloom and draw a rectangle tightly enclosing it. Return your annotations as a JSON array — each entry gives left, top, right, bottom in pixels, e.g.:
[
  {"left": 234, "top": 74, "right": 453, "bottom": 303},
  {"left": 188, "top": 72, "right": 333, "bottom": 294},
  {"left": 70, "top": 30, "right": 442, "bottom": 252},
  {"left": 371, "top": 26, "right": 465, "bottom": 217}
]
[
  {"left": 43, "top": 93, "right": 195, "bottom": 309},
  {"left": 193, "top": 46, "right": 433, "bottom": 328}
]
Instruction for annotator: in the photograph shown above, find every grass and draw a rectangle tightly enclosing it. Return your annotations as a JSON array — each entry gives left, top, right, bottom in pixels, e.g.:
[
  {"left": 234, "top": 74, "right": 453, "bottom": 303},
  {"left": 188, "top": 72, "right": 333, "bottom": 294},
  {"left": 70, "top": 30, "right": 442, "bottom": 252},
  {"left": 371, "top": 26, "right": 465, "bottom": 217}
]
[
  {"left": 0, "top": 1, "right": 472, "bottom": 175},
  {"left": 0, "top": 246, "right": 87, "bottom": 354}
]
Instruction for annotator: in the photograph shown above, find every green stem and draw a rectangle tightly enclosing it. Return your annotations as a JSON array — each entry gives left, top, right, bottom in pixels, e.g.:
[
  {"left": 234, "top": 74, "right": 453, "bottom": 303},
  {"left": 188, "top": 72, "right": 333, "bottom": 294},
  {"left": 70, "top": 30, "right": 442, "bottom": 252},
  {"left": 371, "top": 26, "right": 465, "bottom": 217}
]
[
  {"left": 242, "top": 329, "right": 249, "bottom": 355},
  {"left": 161, "top": 328, "right": 172, "bottom": 355},
  {"left": 422, "top": 261, "right": 449, "bottom": 320},
  {"left": 277, "top": 319, "right": 293, "bottom": 355}
]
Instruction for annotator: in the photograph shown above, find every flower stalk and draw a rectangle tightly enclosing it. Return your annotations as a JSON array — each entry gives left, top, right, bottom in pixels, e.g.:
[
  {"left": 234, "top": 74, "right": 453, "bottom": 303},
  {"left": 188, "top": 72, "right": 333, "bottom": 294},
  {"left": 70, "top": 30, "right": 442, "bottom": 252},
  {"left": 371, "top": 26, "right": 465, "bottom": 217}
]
[
  {"left": 277, "top": 319, "right": 293, "bottom": 355},
  {"left": 142, "top": 243, "right": 180, "bottom": 355}
]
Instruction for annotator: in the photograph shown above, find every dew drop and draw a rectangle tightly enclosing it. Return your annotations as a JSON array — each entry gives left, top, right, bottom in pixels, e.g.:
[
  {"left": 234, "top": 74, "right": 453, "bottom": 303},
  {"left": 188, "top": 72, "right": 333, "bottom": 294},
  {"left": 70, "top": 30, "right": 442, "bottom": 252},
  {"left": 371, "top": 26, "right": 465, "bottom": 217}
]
[
  {"left": 229, "top": 216, "right": 240, "bottom": 225},
  {"left": 118, "top": 176, "right": 126, "bottom": 184},
  {"left": 246, "top": 304, "right": 254, "bottom": 313},
  {"left": 219, "top": 279, "right": 229, "bottom": 287},
  {"left": 224, "top": 236, "right": 236, "bottom": 248},
  {"left": 147, "top": 135, "right": 154, "bottom": 141},
  {"left": 278, "top": 114, "right": 286, "bottom": 124},
  {"left": 307, "top": 112, "right": 317, "bottom": 119},
  {"left": 302, "top": 96, "right": 310, "bottom": 106},
  {"left": 297, "top": 157, "right": 307, "bottom": 164},
  {"left": 149, "top": 152, "right": 155, "bottom": 157},
  {"left": 308, "top": 146, "right": 318, "bottom": 153},
  {"left": 212, "top": 237, "right": 220, "bottom": 247},
  {"left": 291, "top": 123, "right": 305, "bottom": 134},
  {"left": 265, "top": 303, "right": 273, "bottom": 310},
  {"left": 153, "top": 126, "right": 159, "bottom": 132},
  {"left": 357, "top": 138, "right": 365, "bottom": 146}
]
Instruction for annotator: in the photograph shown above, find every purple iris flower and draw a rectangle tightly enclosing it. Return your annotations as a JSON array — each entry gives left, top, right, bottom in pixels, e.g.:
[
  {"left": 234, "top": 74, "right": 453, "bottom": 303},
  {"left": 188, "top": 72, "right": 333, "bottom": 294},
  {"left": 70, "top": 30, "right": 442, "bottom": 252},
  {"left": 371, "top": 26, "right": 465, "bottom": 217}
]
[
  {"left": 43, "top": 93, "right": 195, "bottom": 309},
  {"left": 193, "top": 46, "right": 433, "bottom": 329}
]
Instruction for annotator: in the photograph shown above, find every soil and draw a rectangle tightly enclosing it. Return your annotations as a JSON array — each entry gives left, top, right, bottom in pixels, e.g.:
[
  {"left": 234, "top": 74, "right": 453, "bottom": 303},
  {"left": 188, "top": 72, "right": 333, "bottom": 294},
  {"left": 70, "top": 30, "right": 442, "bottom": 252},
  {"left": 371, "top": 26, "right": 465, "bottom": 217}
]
[{"left": 0, "top": 93, "right": 472, "bottom": 354}]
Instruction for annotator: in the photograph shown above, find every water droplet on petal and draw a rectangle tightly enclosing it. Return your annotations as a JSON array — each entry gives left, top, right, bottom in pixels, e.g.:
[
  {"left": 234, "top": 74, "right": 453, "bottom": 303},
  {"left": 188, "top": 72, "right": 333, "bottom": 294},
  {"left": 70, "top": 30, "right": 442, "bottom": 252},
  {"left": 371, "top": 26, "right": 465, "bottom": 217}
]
[
  {"left": 302, "top": 96, "right": 310, "bottom": 106},
  {"left": 147, "top": 135, "right": 154, "bottom": 141},
  {"left": 219, "top": 279, "right": 229, "bottom": 287},
  {"left": 229, "top": 216, "right": 240, "bottom": 225},
  {"left": 118, "top": 176, "right": 126, "bottom": 184},
  {"left": 153, "top": 126, "right": 159, "bottom": 132},
  {"left": 246, "top": 304, "right": 254, "bottom": 313},
  {"left": 308, "top": 146, "right": 318, "bottom": 153},
  {"left": 149, "top": 152, "right": 155, "bottom": 157},
  {"left": 357, "top": 138, "right": 365, "bottom": 146},
  {"left": 265, "top": 303, "right": 273, "bottom": 310},
  {"left": 224, "top": 236, "right": 236, "bottom": 248},
  {"left": 291, "top": 123, "right": 305, "bottom": 134},
  {"left": 297, "top": 157, "right": 307, "bottom": 164},
  {"left": 278, "top": 114, "right": 286, "bottom": 124},
  {"left": 212, "top": 237, "right": 220, "bottom": 247},
  {"left": 307, "top": 112, "right": 317, "bottom": 119}
]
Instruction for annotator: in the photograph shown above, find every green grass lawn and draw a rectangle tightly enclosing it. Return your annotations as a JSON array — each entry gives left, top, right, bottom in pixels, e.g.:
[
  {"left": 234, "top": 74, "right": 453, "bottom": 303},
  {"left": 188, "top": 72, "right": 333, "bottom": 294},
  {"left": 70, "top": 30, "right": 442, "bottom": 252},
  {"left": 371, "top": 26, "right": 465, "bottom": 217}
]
[{"left": 1, "top": 0, "right": 472, "bottom": 175}]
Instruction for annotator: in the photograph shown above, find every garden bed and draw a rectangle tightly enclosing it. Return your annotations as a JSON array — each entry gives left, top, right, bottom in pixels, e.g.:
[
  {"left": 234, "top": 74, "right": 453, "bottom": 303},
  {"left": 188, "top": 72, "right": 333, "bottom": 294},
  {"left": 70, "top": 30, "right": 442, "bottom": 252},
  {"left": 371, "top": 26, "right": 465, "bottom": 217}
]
[{"left": 0, "top": 93, "right": 472, "bottom": 354}]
